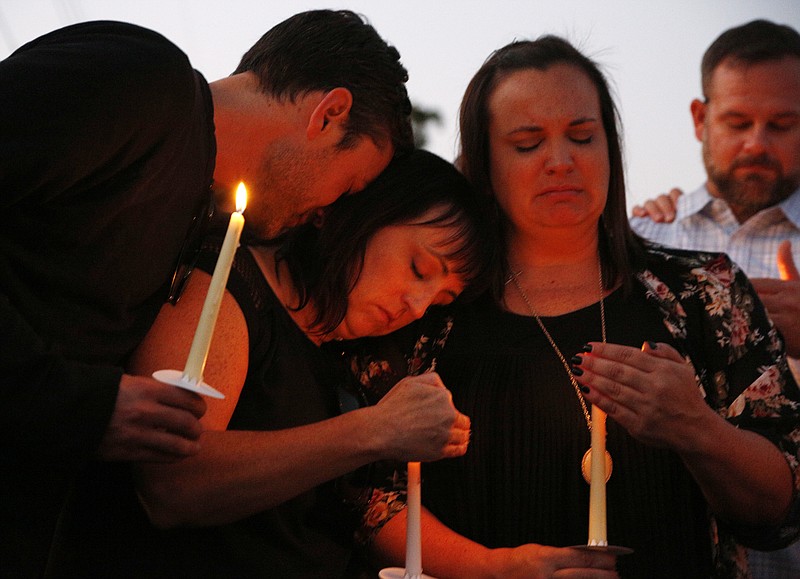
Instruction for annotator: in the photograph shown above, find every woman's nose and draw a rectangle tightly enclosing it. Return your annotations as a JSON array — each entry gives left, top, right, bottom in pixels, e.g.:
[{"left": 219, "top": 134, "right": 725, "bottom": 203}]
[
  {"left": 403, "top": 290, "right": 432, "bottom": 320},
  {"left": 544, "top": 141, "right": 574, "bottom": 174}
]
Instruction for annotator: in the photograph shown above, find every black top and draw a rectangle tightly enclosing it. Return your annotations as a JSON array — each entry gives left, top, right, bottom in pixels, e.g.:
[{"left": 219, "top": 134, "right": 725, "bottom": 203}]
[
  {"left": 344, "top": 246, "right": 800, "bottom": 577},
  {"left": 0, "top": 21, "right": 214, "bottom": 575},
  {"left": 423, "top": 287, "right": 713, "bottom": 578},
  {"left": 48, "top": 244, "right": 359, "bottom": 578},
  {"left": 205, "top": 245, "right": 358, "bottom": 577}
]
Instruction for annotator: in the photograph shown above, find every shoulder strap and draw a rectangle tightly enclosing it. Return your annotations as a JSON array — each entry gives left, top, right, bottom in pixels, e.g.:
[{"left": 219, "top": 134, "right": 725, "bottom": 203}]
[{"left": 196, "top": 241, "right": 273, "bottom": 353}]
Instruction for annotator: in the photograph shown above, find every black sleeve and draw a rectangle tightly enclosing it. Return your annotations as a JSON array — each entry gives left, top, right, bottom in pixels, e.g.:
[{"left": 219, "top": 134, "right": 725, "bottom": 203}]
[
  {"left": 0, "top": 21, "right": 195, "bottom": 465},
  {"left": 1, "top": 293, "right": 121, "bottom": 467},
  {"left": 0, "top": 20, "right": 196, "bottom": 207}
]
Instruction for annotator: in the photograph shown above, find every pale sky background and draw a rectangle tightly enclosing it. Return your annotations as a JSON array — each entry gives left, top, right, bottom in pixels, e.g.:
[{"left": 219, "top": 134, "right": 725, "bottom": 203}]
[{"left": 1, "top": 0, "right": 798, "bottom": 210}]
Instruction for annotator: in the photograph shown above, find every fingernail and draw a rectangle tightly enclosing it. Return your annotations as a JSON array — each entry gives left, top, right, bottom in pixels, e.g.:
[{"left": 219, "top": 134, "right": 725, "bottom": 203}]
[
  {"left": 581, "top": 344, "right": 593, "bottom": 352},
  {"left": 647, "top": 341, "right": 658, "bottom": 350},
  {"left": 571, "top": 355, "right": 583, "bottom": 365},
  {"left": 571, "top": 366, "right": 584, "bottom": 376},
  {"left": 579, "top": 385, "right": 590, "bottom": 394}
]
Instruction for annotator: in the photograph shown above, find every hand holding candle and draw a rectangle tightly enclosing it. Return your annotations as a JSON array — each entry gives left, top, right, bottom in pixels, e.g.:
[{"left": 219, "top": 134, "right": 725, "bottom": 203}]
[
  {"left": 152, "top": 182, "right": 247, "bottom": 399},
  {"left": 380, "top": 356, "right": 443, "bottom": 579}
]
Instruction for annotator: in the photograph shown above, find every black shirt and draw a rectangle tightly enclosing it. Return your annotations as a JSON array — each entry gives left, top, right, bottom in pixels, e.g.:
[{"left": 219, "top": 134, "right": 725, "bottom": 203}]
[
  {"left": 48, "top": 245, "right": 357, "bottom": 578},
  {"left": 0, "top": 21, "right": 214, "bottom": 575}
]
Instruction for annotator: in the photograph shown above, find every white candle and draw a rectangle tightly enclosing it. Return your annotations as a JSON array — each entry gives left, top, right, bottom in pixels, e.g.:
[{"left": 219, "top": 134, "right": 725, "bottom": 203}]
[
  {"left": 587, "top": 406, "right": 608, "bottom": 546},
  {"left": 405, "top": 461, "right": 422, "bottom": 579},
  {"left": 182, "top": 182, "right": 247, "bottom": 383}
]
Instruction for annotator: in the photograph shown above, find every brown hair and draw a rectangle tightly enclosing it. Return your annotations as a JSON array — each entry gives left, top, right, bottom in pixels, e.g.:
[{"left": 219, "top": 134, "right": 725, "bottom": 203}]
[
  {"left": 701, "top": 19, "right": 800, "bottom": 100},
  {"left": 235, "top": 10, "right": 413, "bottom": 155},
  {"left": 458, "top": 35, "right": 644, "bottom": 298},
  {"left": 275, "top": 149, "right": 497, "bottom": 335}
]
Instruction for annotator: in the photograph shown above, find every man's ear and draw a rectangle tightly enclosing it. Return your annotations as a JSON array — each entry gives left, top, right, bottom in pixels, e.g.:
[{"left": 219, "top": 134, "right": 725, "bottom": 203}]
[
  {"left": 307, "top": 87, "right": 353, "bottom": 140},
  {"left": 690, "top": 98, "right": 706, "bottom": 143}
]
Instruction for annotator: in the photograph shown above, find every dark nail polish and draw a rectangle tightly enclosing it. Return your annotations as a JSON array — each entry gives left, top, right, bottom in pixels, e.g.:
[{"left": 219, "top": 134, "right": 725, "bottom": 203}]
[
  {"left": 571, "top": 366, "right": 584, "bottom": 376},
  {"left": 582, "top": 344, "right": 593, "bottom": 352},
  {"left": 571, "top": 355, "right": 583, "bottom": 365},
  {"left": 647, "top": 341, "right": 658, "bottom": 350},
  {"left": 579, "top": 385, "right": 590, "bottom": 394}
]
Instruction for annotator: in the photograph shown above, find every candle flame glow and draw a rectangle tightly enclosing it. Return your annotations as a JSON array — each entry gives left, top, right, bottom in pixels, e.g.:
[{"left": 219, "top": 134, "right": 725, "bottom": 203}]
[{"left": 235, "top": 182, "right": 247, "bottom": 213}]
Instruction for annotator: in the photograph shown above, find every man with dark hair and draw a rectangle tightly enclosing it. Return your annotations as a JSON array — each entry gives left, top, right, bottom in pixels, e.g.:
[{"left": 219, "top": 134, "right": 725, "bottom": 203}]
[
  {"left": 234, "top": 9, "right": 413, "bottom": 156},
  {"left": 630, "top": 19, "right": 800, "bottom": 578},
  {"left": 0, "top": 10, "right": 411, "bottom": 576}
]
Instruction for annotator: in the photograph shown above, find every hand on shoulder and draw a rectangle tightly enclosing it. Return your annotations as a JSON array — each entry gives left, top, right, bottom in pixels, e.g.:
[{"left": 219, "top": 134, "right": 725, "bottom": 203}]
[{"left": 631, "top": 188, "right": 683, "bottom": 223}]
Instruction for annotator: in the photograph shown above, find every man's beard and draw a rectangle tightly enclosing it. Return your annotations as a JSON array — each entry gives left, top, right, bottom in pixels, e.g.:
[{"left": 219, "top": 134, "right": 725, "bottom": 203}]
[{"left": 705, "top": 142, "right": 799, "bottom": 218}]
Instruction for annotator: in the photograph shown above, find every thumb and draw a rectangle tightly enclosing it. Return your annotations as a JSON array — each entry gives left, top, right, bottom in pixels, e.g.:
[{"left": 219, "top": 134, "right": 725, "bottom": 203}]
[{"left": 777, "top": 240, "right": 799, "bottom": 281}]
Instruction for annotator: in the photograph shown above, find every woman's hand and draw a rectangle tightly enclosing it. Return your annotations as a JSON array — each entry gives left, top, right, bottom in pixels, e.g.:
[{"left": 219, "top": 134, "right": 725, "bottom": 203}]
[
  {"left": 571, "top": 341, "right": 712, "bottom": 452},
  {"left": 485, "top": 544, "right": 618, "bottom": 579},
  {"left": 371, "top": 372, "right": 471, "bottom": 462},
  {"left": 373, "top": 507, "right": 618, "bottom": 579},
  {"left": 571, "top": 341, "right": 793, "bottom": 524}
]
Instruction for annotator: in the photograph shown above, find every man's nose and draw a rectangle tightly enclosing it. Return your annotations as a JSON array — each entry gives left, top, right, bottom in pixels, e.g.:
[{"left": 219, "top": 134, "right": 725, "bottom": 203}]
[{"left": 742, "top": 124, "right": 770, "bottom": 155}]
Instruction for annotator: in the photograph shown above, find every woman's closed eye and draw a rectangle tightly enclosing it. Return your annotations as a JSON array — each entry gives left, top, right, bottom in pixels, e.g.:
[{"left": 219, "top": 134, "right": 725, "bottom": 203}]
[
  {"left": 568, "top": 128, "right": 594, "bottom": 144},
  {"left": 411, "top": 259, "right": 425, "bottom": 280},
  {"left": 514, "top": 132, "right": 593, "bottom": 152},
  {"left": 570, "top": 134, "right": 593, "bottom": 145},
  {"left": 514, "top": 138, "right": 543, "bottom": 152}
]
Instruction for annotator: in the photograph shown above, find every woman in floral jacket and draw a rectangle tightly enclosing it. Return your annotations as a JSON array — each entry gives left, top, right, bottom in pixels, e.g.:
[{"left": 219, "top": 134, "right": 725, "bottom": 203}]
[
  {"left": 343, "top": 36, "right": 800, "bottom": 578},
  {"left": 349, "top": 246, "right": 800, "bottom": 578}
]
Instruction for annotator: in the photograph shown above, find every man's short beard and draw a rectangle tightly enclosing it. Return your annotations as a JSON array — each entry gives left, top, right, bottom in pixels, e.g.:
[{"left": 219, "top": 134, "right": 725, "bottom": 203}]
[{"left": 705, "top": 143, "right": 798, "bottom": 217}]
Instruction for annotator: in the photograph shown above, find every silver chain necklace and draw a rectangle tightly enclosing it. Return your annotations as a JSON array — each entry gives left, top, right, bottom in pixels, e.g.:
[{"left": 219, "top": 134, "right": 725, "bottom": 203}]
[{"left": 509, "top": 264, "right": 611, "bottom": 483}]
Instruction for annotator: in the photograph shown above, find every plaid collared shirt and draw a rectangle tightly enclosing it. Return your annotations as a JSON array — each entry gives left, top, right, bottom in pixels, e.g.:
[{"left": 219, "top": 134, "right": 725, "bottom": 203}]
[{"left": 630, "top": 184, "right": 800, "bottom": 278}]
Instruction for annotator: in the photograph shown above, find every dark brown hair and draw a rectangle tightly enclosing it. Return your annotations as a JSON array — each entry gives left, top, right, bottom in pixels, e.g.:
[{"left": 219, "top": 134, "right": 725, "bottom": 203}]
[
  {"left": 234, "top": 10, "right": 413, "bottom": 155},
  {"left": 702, "top": 19, "right": 800, "bottom": 100},
  {"left": 276, "top": 149, "right": 497, "bottom": 335},
  {"left": 458, "top": 36, "right": 644, "bottom": 298}
]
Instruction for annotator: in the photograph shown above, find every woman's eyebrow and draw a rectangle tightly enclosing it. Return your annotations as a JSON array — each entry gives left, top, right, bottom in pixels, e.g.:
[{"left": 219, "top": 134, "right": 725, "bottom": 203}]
[
  {"left": 508, "top": 117, "right": 597, "bottom": 135},
  {"left": 508, "top": 124, "right": 543, "bottom": 135},
  {"left": 569, "top": 116, "right": 598, "bottom": 127}
]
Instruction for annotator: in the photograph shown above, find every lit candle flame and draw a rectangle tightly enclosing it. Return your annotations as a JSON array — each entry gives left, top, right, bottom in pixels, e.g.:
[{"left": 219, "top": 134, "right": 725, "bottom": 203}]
[{"left": 236, "top": 181, "right": 247, "bottom": 214}]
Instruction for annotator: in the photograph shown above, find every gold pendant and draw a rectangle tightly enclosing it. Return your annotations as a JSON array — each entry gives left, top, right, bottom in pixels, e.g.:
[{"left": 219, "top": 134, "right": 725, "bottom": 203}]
[{"left": 581, "top": 448, "right": 613, "bottom": 484}]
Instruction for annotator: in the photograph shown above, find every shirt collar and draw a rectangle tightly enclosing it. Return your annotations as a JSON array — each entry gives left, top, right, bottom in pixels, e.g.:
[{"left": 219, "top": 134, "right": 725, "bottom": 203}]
[
  {"left": 676, "top": 185, "right": 715, "bottom": 222},
  {"left": 680, "top": 184, "right": 800, "bottom": 230},
  {"left": 778, "top": 188, "right": 800, "bottom": 230}
]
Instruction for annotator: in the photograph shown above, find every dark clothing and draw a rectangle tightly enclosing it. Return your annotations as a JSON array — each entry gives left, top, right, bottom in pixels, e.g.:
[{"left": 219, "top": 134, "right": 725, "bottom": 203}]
[
  {"left": 48, "top": 245, "right": 358, "bottom": 578},
  {"left": 423, "top": 286, "right": 713, "bottom": 578},
  {"left": 0, "top": 21, "right": 215, "bottom": 575},
  {"left": 347, "top": 246, "right": 800, "bottom": 578}
]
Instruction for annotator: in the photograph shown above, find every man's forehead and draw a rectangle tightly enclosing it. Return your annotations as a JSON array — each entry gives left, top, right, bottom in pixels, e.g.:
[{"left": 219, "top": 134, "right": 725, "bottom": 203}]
[
  {"left": 708, "top": 60, "right": 800, "bottom": 114},
  {"left": 710, "top": 57, "right": 800, "bottom": 92}
]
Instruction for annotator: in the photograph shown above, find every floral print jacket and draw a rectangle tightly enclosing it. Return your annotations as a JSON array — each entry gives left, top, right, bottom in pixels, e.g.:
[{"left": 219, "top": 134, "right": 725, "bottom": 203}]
[{"left": 343, "top": 245, "right": 800, "bottom": 578}]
